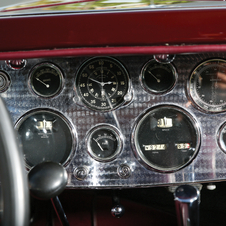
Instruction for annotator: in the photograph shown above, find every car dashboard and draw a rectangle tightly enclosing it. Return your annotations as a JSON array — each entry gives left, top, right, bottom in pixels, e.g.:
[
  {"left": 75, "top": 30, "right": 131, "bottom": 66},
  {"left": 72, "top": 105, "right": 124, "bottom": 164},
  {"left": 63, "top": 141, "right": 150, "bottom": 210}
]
[
  {"left": 2, "top": 52, "right": 226, "bottom": 189},
  {"left": 2, "top": 1, "right": 226, "bottom": 225}
]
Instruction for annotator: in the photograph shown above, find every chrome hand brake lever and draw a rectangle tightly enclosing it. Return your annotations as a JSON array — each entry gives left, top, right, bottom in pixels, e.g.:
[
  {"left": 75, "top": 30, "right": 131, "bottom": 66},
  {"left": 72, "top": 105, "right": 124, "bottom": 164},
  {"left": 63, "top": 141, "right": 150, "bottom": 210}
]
[{"left": 174, "top": 185, "right": 200, "bottom": 226}]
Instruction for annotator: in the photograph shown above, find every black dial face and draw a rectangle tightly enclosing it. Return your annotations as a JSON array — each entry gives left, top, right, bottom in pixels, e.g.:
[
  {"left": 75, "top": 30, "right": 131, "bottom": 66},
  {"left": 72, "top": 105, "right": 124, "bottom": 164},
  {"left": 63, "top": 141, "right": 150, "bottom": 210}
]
[
  {"left": 29, "top": 63, "right": 64, "bottom": 98},
  {"left": 86, "top": 125, "right": 123, "bottom": 162},
  {"left": 15, "top": 109, "right": 75, "bottom": 168},
  {"left": 189, "top": 59, "right": 226, "bottom": 112},
  {"left": 132, "top": 105, "right": 200, "bottom": 172},
  {"left": 140, "top": 60, "right": 177, "bottom": 94},
  {"left": 75, "top": 57, "right": 130, "bottom": 111}
]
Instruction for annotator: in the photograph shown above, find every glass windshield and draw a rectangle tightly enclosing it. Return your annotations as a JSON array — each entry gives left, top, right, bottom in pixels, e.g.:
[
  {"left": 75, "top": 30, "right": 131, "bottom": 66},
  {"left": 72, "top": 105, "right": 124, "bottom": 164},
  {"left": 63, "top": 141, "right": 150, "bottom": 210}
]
[{"left": 0, "top": 0, "right": 226, "bottom": 16}]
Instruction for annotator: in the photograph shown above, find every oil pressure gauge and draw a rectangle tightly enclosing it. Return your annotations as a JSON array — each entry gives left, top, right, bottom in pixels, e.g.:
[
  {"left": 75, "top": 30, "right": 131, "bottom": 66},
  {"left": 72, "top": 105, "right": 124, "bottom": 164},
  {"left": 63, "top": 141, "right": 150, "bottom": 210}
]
[
  {"left": 29, "top": 62, "right": 64, "bottom": 98},
  {"left": 86, "top": 124, "right": 123, "bottom": 162}
]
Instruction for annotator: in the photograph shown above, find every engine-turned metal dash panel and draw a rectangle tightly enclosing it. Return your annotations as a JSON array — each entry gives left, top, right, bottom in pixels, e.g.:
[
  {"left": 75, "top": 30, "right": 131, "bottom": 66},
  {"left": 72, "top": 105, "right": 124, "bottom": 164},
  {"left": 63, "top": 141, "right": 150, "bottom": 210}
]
[{"left": 1, "top": 53, "right": 226, "bottom": 188}]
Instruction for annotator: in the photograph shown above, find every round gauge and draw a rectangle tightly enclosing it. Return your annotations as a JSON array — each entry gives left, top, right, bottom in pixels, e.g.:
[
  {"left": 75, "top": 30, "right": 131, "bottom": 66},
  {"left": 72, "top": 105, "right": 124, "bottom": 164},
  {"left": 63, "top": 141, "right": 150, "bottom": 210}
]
[
  {"left": 86, "top": 124, "right": 123, "bottom": 162},
  {"left": 29, "top": 62, "right": 64, "bottom": 98},
  {"left": 140, "top": 60, "right": 177, "bottom": 94},
  {"left": 217, "top": 122, "right": 226, "bottom": 153},
  {"left": 15, "top": 109, "right": 76, "bottom": 169},
  {"left": 189, "top": 59, "right": 226, "bottom": 113},
  {"left": 132, "top": 105, "right": 200, "bottom": 172},
  {"left": 75, "top": 57, "right": 130, "bottom": 112},
  {"left": 0, "top": 71, "right": 10, "bottom": 92}
]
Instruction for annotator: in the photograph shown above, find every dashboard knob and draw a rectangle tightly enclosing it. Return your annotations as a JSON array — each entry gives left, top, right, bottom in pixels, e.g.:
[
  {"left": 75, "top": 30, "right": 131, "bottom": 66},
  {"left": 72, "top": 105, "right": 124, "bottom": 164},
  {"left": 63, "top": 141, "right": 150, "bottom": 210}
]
[
  {"left": 111, "top": 204, "right": 125, "bottom": 218},
  {"left": 111, "top": 194, "right": 125, "bottom": 218}
]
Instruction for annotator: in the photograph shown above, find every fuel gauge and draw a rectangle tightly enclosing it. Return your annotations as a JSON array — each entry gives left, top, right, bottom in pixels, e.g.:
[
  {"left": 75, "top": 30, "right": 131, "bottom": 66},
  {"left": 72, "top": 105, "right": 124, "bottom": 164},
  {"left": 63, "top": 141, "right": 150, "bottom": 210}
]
[{"left": 86, "top": 124, "right": 123, "bottom": 162}]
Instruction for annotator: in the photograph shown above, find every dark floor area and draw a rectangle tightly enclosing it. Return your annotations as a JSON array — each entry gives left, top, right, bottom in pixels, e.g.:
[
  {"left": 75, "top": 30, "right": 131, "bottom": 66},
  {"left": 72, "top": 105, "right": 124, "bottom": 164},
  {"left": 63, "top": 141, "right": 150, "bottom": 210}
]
[{"left": 30, "top": 181, "right": 226, "bottom": 226}]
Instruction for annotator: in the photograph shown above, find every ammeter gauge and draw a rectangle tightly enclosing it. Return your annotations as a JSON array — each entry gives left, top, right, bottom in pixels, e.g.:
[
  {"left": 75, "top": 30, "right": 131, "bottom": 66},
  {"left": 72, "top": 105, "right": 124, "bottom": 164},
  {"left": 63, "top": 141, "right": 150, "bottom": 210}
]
[{"left": 86, "top": 124, "right": 123, "bottom": 162}]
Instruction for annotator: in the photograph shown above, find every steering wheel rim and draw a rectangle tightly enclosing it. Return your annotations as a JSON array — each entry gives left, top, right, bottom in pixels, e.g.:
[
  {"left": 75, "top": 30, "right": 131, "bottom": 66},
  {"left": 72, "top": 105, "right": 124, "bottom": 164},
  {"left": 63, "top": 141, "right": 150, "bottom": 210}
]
[{"left": 0, "top": 97, "right": 29, "bottom": 226}]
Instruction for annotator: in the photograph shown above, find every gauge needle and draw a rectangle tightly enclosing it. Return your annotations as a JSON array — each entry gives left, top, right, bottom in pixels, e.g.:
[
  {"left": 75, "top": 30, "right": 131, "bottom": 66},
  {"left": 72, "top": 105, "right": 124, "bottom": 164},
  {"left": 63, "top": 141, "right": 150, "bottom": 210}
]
[
  {"left": 93, "top": 138, "right": 104, "bottom": 152},
  {"left": 148, "top": 70, "right": 161, "bottom": 83},
  {"left": 36, "top": 77, "right": 50, "bottom": 88}
]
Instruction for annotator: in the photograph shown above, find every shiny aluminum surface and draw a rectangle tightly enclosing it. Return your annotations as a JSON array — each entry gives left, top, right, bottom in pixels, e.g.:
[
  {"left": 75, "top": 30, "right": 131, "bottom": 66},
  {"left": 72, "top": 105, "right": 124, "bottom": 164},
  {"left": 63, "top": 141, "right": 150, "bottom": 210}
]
[{"left": 1, "top": 53, "right": 226, "bottom": 188}]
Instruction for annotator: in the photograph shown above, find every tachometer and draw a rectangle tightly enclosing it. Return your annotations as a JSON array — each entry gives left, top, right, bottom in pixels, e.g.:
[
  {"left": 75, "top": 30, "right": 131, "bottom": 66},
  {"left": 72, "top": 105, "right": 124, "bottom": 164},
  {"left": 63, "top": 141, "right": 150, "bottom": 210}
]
[
  {"left": 132, "top": 105, "right": 200, "bottom": 172},
  {"left": 75, "top": 57, "right": 130, "bottom": 112},
  {"left": 188, "top": 59, "right": 226, "bottom": 113}
]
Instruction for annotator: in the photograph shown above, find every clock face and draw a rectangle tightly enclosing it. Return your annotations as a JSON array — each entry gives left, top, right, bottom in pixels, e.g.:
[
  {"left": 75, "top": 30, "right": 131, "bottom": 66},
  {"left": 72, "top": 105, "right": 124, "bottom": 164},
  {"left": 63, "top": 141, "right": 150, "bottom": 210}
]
[{"left": 75, "top": 57, "right": 130, "bottom": 112}]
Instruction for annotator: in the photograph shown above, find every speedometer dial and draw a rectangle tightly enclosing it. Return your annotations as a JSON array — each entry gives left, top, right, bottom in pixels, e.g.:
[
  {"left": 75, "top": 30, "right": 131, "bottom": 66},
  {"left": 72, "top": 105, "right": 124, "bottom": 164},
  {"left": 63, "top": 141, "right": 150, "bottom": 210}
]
[
  {"left": 75, "top": 57, "right": 130, "bottom": 112},
  {"left": 188, "top": 59, "right": 226, "bottom": 113},
  {"left": 132, "top": 105, "right": 200, "bottom": 172}
]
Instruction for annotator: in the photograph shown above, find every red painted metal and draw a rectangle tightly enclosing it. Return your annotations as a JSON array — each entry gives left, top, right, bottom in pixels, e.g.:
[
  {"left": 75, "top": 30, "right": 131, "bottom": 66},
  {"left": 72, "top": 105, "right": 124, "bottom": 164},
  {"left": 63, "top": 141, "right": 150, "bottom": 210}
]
[
  {"left": 0, "top": 8, "right": 226, "bottom": 54},
  {"left": 1, "top": 44, "right": 226, "bottom": 60}
]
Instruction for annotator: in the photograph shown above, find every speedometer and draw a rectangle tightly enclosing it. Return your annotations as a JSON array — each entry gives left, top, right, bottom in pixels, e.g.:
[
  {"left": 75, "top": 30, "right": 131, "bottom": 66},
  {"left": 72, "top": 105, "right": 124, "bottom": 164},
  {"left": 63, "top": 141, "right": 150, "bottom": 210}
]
[
  {"left": 188, "top": 59, "right": 226, "bottom": 113},
  {"left": 132, "top": 105, "right": 200, "bottom": 172},
  {"left": 75, "top": 57, "right": 130, "bottom": 112}
]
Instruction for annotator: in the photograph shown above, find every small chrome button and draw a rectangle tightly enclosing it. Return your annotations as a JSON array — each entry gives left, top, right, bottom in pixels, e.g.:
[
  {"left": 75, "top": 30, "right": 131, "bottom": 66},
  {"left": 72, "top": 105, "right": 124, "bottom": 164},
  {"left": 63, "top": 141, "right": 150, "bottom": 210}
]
[
  {"left": 74, "top": 167, "right": 89, "bottom": 181},
  {"left": 117, "top": 164, "right": 131, "bottom": 179}
]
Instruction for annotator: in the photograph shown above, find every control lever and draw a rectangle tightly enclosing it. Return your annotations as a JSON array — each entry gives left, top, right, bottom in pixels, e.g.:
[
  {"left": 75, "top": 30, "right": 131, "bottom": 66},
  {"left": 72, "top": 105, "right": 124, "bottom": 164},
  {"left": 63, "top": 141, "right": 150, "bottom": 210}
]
[
  {"left": 28, "top": 161, "right": 70, "bottom": 226},
  {"left": 111, "top": 191, "right": 125, "bottom": 218},
  {"left": 174, "top": 185, "right": 200, "bottom": 226}
]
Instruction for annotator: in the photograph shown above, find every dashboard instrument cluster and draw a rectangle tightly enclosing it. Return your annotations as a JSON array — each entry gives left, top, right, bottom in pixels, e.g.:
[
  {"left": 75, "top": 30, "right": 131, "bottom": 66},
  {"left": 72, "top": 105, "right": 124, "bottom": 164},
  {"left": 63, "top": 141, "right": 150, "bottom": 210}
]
[{"left": 2, "top": 53, "right": 226, "bottom": 188}]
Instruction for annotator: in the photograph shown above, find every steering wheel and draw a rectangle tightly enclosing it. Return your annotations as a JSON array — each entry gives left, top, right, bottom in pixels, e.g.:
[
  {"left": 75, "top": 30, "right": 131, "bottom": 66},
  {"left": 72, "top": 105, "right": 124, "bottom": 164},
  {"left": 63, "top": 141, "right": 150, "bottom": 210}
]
[{"left": 0, "top": 97, "right": 29, "bottom": 226}]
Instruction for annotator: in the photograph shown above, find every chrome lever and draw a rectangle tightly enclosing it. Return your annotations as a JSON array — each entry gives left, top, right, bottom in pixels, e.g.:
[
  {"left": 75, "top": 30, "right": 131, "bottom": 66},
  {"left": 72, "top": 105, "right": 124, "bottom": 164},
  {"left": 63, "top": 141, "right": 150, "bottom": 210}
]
[{"left": 174, "top": 185, "right": 200, "bottom": 226}]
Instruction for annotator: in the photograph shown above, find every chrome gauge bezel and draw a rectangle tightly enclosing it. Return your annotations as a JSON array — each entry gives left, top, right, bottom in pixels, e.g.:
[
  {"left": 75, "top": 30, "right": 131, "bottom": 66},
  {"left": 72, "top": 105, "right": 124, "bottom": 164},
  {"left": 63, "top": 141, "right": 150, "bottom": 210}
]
[
  {"left": 28, "top": 62, "right": 64, "bottom": 98},
  {"left": 86, "top": 124, "right": 123, "bottom": 162},
  {"left": 131, "top": 104, "right": 201, "bottom": 173},
  {"left": 188, "top": 58, "right": 226, "bottom": 113},
  {"left": 0, "top": 71, "right": 11, "bottom": 93},
  {"left": 140, "top": 59, "right": 177, "bottom": 95},
  {"left": 217, "top": 121, "right": 226, "bottom": 154},
  {"left": 75, "top": 56, "right": 131, "bottom": 112},
  {"left": 15, "top": 108, "right": 77, "bottom": 169}
]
